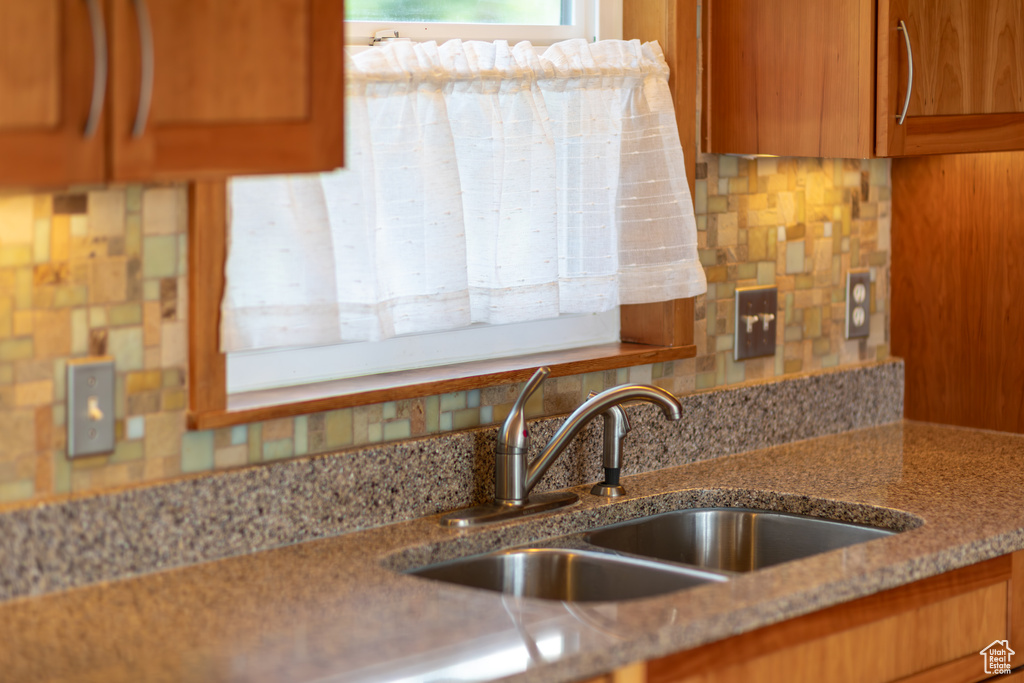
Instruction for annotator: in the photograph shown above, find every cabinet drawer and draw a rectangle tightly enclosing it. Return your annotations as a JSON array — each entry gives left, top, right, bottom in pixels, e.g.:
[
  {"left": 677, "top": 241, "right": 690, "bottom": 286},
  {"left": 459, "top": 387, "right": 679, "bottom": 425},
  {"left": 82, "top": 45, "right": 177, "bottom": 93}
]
[
  {"left": 647, "top": 555, "right": 1014, "bottom": 683},
  {"left": 661, "top": 583, "right": 1005, "bottom": 683}
]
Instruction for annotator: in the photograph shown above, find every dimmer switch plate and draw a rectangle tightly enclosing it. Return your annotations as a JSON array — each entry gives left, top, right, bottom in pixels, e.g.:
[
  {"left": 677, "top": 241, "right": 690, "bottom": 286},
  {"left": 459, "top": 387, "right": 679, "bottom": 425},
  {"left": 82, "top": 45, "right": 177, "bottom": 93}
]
[
  {"left": 846, "top": 270, "right": 871, "bottom": 339},
  {"left": 68, "top": 358, "right": 115, "bottom": 458},
  {"left": 735, "top": 286, "right": 778, "bottom": 361}
]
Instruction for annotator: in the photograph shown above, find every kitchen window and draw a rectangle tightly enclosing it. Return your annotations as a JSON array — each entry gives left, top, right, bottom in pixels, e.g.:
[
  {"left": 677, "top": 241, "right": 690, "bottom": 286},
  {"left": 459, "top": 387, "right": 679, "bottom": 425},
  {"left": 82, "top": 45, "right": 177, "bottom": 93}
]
[
  {"left": 344, "top": 0, "right": 622, "bottom": 46},
  {"left": 186, "top": 2, "right": 700, "bottom": 430}
]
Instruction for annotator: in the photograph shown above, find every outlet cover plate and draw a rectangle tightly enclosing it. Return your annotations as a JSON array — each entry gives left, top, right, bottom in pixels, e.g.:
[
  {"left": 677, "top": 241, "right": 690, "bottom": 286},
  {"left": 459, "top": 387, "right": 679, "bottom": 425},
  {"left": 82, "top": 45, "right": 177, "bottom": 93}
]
[
  {"left": 846, "top": 270, "right": 871, "bottom": 339},
  {"left": 735, "top": 285, "right": 778, "bottom": 361},
  {"left": 68, "top": 358, "right": 115, "bottom": 458}
]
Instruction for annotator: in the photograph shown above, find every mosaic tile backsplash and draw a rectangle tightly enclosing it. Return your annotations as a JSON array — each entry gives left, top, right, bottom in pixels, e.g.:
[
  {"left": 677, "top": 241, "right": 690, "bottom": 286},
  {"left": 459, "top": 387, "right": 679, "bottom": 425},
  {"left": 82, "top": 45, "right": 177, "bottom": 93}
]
[{"left": 0, "top": 153, "right": 891, "bottom": 505}]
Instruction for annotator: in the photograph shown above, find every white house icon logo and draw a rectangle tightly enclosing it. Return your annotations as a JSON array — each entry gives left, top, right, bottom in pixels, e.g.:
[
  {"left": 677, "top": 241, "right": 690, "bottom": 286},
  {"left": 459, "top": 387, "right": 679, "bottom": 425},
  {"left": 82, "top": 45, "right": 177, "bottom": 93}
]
[{"left": 980, "top": 640, "right": 1015, "bottom": 675}]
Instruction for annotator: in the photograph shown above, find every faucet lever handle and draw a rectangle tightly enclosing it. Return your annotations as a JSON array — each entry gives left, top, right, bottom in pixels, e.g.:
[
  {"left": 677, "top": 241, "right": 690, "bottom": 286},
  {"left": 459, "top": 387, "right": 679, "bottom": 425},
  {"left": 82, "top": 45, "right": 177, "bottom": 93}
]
[
  {"left": 494, "top": 367, "right": 550, "bottom": 504},
  {"left": 498, "top": 366, "right": 549, "bottom": 457},
  {"left": 516, "top": 367, "right": 549, "bottom": 412}
]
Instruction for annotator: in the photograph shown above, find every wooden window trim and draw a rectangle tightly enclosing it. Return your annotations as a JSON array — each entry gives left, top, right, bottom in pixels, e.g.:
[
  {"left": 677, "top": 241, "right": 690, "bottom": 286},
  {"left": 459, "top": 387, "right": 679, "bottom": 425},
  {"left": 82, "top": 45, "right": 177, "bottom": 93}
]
[
  {"left": 187, "top": 187, "right": 697, "bottom": 429},
  {"left": 187, "top": 0, "right": 699, "bottom": 431}
]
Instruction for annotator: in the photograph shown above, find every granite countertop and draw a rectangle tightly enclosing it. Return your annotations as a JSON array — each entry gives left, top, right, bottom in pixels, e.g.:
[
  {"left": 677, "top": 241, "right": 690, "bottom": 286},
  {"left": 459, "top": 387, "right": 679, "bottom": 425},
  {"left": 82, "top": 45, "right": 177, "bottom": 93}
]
[{"left": 2, "top": 419, "right": 1024, "bottom": 683}]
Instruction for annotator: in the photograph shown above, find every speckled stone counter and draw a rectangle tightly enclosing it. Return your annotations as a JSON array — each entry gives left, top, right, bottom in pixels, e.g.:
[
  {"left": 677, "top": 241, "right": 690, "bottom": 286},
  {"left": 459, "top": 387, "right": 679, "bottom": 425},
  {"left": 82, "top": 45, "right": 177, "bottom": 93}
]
[
  {"left": 3, "top": 419, "right": 1024, "bottom": 683},
  {"left": 0, "top": 361, "right": 903, "bottom": 601}
]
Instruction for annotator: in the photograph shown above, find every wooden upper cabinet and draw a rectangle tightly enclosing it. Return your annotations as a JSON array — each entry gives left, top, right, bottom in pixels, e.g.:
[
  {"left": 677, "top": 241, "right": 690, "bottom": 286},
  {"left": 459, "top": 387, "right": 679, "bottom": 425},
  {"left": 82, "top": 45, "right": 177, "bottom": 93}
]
[
  {"left": 0, "top": 0, "right": 343, "bottom": 187},
  {"left": 704, "top": 0, "right": 876, "bottom": 158},
  {"left": 108, "top": 0, "right": 344, "bottom": 181},
  {"left": 878, "top": 0, "right": 1024, "bottom": 155},
  {"left": 0, "top": 0, "right": 106, "bottom": 186},
  {"left": 705, "top": 0, "right": 1024, "bottom": 158}
]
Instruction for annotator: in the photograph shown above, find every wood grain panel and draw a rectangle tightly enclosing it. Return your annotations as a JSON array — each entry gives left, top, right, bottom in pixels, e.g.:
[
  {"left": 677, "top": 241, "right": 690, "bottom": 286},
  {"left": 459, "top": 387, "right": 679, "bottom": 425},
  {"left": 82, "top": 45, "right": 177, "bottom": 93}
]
[
  {"left": 902, "top": 0, "right": 1024, "bottom": 117},
  {"left": 620, "top": 298, "right": 694, "bottom": 347},
  {"left": 648, "top": 556, "right": 1011, "bottom": 682},
  {"left": 893, "top": 653, "right": 996, "bottom": 683},
  {"left": 110, "top": 0, "right": 343, "bottom": 181},
  {"left": 891, "top": 152, "right": 1024, "bottom": 431},
  {"left": 894, "top": 113, "right": 1024, "bottom": 155},
  {"left": 984, "top": 0, "right": 1024, "bottom": 114},
  {"left": 0, "top": 0, "right": 60, "bottom": 128},
  {"left": 903, "top": 0, "right": 971, "bottom": 117},
  {"left": 148, "top": 0, "right": 309, "bottom": 125},
  {"left": 880, "top": 1, "right": 1024, "bottom": 155},
  {"left": 706, "top": 0, "right": 875, "bottom": 158},
  {"left": 652, "top": 585, "right": 1006, "bottom": 683},
  {"left": 876, "top": 0, "right": 903, "bottom": 156},
  {"left": 1011, "top": 550, "right": 1024, "bottom": 645},
  {"left": 611, "top": 663, "right": 647, "bottom": 683},
  {"left": 0, "top": 0, "right": 105, "bottom": 186},
  {"left": 700, "top": 0, "right": 710, "bottom": 153},
  {"left": 188, "top": 181, "right": 228, "bottom": 422}
]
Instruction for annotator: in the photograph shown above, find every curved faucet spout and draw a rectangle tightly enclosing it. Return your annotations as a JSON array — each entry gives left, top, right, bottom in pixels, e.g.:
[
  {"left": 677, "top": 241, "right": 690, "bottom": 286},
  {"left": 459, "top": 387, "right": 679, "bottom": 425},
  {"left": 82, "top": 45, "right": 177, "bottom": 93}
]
[
  {"left": 524, "top": 384, "right": 682, "bottom": 493},
  {"left": 442, "top": 372, "right": 682, "bottom": 526}
]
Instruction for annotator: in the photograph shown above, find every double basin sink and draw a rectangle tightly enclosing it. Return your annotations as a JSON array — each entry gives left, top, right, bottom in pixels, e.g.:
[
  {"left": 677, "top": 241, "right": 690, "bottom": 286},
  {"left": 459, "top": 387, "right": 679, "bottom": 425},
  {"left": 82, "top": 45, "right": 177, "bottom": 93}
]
[{"left": 409, "top": 507, "right": 898, "bottom": 602}]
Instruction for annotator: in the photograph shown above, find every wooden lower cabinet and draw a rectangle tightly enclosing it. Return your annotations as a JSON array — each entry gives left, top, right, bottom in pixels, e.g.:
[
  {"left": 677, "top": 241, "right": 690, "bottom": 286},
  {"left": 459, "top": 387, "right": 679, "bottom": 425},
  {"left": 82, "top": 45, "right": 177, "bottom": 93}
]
[{"left": 594, "top": 551, "right": 1024, "bottom": 683}]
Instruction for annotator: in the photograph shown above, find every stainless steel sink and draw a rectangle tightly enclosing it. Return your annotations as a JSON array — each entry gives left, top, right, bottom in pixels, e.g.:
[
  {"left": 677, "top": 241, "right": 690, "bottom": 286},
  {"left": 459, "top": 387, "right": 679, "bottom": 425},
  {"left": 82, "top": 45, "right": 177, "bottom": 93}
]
[
  {"left": 586, "top": 507, "right": 895, "bottom": 573},
  {"left": 406, "top": 507, "right": 899, "bottom": 602},
  {"left": 408, "top": 548, "right": 727, "bottom": 602}
]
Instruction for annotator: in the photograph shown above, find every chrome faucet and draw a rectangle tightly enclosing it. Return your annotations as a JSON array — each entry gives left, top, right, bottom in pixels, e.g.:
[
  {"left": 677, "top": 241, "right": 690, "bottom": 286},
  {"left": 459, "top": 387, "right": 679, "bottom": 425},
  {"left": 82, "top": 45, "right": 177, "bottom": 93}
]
[{"left": 442, "top": 367, "right": 683, "bottom": 527}]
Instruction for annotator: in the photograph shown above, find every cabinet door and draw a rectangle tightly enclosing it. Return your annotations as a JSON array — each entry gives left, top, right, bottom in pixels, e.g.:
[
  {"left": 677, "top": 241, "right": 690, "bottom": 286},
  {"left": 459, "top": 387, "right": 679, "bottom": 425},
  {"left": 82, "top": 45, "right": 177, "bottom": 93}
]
[
  {"left": 0, "top": 0, "right": 106, "bottom": 186},
  {"left": 704, "top": 0, "right": 875, "bottom": 159},
  {"left": 108, "top": 0, "right": 344, "bottom": 181},
  {"left": 878, "top": 0, "right": 1024, "bottom": 155}
]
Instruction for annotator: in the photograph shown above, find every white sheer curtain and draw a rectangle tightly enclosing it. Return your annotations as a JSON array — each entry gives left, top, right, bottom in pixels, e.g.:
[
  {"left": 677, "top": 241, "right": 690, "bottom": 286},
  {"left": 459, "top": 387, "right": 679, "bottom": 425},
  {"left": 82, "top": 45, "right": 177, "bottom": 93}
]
[{"left": 222, "top": 38, "right": 706, "bottom": 353}]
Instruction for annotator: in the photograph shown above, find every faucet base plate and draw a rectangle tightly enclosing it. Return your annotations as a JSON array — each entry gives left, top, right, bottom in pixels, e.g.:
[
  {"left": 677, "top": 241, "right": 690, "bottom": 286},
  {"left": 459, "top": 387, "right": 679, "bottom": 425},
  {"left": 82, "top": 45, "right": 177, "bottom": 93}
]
[{"left": 440, "top": 492, "right": 579, "bottom": 528}]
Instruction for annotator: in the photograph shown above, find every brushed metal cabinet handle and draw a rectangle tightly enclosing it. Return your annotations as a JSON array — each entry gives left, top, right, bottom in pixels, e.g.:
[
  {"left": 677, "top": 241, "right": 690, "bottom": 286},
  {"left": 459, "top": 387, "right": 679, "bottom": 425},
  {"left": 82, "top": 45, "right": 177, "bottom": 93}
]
[
  {"left": 131, "top": 0, "right": 154, "bottom": 138},
  {"left": 83, "top": 0, "right": 108, "bottom": 138},
  {"left": 897, "top": 19, "right": 914, "bottom": 125}
]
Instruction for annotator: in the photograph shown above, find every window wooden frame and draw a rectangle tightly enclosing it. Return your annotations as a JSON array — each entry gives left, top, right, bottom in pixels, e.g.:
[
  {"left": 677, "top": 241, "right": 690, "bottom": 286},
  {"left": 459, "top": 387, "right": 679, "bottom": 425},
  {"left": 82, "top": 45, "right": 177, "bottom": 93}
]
[{"left": 187, "top": 0, "right": 698, "bottom": 430}]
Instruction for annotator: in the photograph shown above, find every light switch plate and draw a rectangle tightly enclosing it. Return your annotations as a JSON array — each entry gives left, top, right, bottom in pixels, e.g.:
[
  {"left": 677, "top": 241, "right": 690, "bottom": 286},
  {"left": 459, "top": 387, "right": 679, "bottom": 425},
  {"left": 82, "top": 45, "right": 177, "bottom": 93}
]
[
  {"left": 735, "top": 285, "right": 778, "bottom": 361},
  {"left": 846, "top": 270, "right": 871, "bottom": 339},
  {"left": 67, "top": 358, "right": 115, "bottom": 458}
]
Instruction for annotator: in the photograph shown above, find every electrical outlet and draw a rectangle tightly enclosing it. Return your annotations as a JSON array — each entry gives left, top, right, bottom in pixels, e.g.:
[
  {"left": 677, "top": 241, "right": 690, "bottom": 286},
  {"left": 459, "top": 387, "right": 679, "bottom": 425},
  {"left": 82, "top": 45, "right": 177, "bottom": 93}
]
[
  {"left": 68, "top": 359, "right": 115, "bottom": 458},
  {"left": 734, "top": 285, "right": 778, "bottom": 361},
  {"left": 846, "top": 270, "right": 871, "bottom": 339}
]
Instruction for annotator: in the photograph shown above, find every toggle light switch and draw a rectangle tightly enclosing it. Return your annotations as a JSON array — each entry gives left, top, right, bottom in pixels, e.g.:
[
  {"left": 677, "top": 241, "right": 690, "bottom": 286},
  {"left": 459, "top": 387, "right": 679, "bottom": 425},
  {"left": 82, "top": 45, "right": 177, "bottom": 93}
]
[
  {"left": 68, "top": 358, "right": 115, "bottom": 458},
  {"left": 87, "top": 396, "right": 104, "bottom": 421},
  {"left": 735, "top": 285, "right": 778, "bottom": 361}
]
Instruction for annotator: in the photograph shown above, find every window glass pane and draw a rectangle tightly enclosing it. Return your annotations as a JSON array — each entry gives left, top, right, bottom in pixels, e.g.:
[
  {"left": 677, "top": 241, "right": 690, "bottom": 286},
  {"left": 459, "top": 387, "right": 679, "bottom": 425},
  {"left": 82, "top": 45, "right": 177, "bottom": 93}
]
[{"left": 346, "top": 0, "right": 571, "bottom": 26}]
